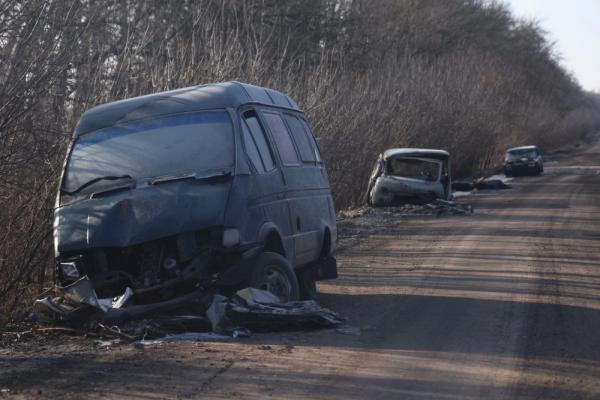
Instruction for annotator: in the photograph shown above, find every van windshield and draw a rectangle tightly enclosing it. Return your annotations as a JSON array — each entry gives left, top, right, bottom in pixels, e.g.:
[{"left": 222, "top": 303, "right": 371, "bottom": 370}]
[
  {"left": 62, "top": 111, "right": 234, "bottom": 195},
  {"left": 388, "top": 158, "right": 441, "bottom": 182}
]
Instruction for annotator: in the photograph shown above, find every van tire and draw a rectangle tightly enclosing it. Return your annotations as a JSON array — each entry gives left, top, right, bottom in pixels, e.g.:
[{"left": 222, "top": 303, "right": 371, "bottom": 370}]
[{"left": 249, "top": 252, "right": 299, "bottom": 302}]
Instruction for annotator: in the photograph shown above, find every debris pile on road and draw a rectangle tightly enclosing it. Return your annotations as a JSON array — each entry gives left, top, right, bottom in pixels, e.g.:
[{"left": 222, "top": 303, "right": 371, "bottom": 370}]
[
  {"left": 210, "top": 288, "right": 343, "bottom": 334},
  {"left": 472, "top": 177, "right": 512, "bottom": 190},
  {"left": 452, "top": 176, "right": 512, "bottom": 194},
  {"left": 32, "top": 278, "right": 343, "bottom": 341},
  {"left": 341, "top": 199, "right": 473, "bottom": 219}
]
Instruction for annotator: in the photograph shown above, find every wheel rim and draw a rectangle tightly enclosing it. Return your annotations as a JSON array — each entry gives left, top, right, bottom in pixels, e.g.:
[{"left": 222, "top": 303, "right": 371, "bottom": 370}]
[{"left": 259, "top": 264, "right": 291, "bottom": 302}]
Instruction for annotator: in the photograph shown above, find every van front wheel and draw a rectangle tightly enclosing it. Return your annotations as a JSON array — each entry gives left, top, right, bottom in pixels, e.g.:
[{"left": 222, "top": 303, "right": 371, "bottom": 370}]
[{"left": 249, "top": 252, "right": 299, "bottom": 303}]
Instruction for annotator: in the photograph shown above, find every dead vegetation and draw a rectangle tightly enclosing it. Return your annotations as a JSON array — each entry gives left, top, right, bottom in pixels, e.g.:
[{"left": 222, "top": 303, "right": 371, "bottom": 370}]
[{"left": 1, "top": 0, "right": 600, "bottom": 321}]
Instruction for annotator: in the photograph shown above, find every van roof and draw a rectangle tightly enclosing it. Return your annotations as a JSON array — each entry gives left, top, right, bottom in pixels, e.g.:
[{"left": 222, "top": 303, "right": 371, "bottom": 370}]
[
  {"left": 506, "top": 145, "right": 538, "bottom": 152},
  {"left": 383, "top": 148, "right": 450, "bottom": 161},
  {"left": 73, "top": 81, "right": 301, "bottom": 137}
]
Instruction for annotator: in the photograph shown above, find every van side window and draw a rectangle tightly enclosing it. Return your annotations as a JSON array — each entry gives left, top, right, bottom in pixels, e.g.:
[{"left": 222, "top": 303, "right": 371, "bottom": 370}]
[
  {"left": 243, "top": 111, "right": 275, "bottom": 172},
  {"left": 262, "top": 112, "right": 300, "bottom": 166},
  {"left": 283, "top": 114, "right": 315, "bottom": 163},
  {"left": 241, "top": 120, "right": 265, "bottom": 173},
  {"left": 300, "top": 119, "right": 322, "bottom": 163}
]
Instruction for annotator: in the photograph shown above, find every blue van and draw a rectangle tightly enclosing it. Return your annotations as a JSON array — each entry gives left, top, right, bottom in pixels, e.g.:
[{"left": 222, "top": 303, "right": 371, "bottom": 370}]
[{"left": 54, "top": 82, "right": 337, "bottom": 302}]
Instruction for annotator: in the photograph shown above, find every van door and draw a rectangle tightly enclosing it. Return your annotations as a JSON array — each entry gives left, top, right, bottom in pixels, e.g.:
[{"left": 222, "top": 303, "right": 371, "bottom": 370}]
[
  {"left": 240, "top": 110, "right": 294, "bottom": 256},
  {"left": 261, "top": 110, "right": 326, "bottom": 266}
]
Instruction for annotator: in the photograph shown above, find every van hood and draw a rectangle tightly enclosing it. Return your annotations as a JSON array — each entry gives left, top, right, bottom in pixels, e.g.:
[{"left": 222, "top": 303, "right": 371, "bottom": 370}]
[{"left": 54, "top": 180, "right": 232, "bottom": 254}]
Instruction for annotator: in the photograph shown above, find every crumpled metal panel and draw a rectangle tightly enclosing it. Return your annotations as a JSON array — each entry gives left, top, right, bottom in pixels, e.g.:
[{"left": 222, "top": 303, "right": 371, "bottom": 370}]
[{"left": 54, "top": 180, "right": 231, "bottom": 252}]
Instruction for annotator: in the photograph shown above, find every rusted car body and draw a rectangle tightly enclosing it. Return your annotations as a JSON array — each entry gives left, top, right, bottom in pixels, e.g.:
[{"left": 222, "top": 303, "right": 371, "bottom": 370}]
[
  {"left": 367, "top": 148, "right": 451, "bottom": 206},
  {"left": 54, "top": 82, "right": 337, "bottom": 304}
]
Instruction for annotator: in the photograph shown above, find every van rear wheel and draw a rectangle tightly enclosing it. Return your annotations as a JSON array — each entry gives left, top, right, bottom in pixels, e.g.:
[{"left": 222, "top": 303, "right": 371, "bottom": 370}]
[{"left": 249, "top": 252, "right": 299, "bottom": 303}]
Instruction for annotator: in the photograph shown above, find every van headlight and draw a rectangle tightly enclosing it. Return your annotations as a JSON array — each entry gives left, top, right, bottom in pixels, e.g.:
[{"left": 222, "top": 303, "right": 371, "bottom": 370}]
[
  {"left": 222, "top": 228, "right": 240, "bottom": 248},
  {"left": 59, "top": 261, "right": 81, "bottom": 279}
]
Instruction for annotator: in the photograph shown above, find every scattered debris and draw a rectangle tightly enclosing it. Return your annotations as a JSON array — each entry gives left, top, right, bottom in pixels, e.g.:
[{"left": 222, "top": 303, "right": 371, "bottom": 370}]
[
  {"left": 205, "top": 288, "right": 343, "bottom": 335},
  {"left": 228, "top": 288, "right": 344, "bottom": 331},
  {"left": 451, "top": 176, "right": 511, "bottom": 194},
  {"left": 341, "top": 199, "right": 473, "bottom": 219},
  {"left": 472, "top": 177, "right": 511, "bottom": 190},
  {"left": 32, "top": 281, "right": 343, "bottom": 343},
  {"left": 423, "top": 199, "right": 474, "bottom": 215},
  {"left": 134, "top": 332, "right": 232, "bottom": 348}
]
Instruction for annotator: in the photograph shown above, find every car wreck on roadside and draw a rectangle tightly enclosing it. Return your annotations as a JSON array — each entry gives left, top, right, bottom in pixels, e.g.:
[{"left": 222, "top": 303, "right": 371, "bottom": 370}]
[
  {"left": 52, "top": 81, "right": 338, "bottom": 316},
  {"left": 367, "top": 148, "right": 451, "bottom": 206}
]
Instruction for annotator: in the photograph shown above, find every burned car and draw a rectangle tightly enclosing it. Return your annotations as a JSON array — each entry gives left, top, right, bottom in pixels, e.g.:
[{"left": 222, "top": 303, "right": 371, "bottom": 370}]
[
  {"left": 503, "top": 145, "right": 543, "bottom": 177},
  {"left": 367, "top": 148, "right": 451, "bottom": 206},
  {"left": 54, "top": 82, "right": 337, "bottom": 304}
]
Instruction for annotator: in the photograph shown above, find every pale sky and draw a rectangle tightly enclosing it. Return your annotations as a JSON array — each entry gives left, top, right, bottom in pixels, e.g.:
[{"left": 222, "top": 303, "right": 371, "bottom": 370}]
[{"left": 504, "top": 0, "right": 600, "bottom": 92}]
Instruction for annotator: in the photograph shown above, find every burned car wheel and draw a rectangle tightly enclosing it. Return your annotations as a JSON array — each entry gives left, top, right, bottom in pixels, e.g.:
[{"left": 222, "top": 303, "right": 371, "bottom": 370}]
[{"left": 249, "top": 252, "right": 299, "bottom": 302}]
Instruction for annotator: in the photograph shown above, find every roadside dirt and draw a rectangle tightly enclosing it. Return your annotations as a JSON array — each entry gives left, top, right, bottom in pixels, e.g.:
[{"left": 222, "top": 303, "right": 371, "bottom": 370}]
[{"left": 1, "top": 137, "right": 600, "bottom": 399}]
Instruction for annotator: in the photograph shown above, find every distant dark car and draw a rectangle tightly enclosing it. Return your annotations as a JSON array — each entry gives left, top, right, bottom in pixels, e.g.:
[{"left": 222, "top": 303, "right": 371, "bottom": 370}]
[
  {"left": 503, "top": 145, "right": 543, "bottom": 177},
  {"left": 54, "top": 82, "right": 337, "bottom": 303}
]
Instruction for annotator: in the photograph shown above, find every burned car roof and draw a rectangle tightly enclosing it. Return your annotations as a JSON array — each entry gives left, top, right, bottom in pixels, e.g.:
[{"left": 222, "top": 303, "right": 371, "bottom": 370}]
[
  {"left": 506, "top": 145, "right": 538, "bottom": 152},
  {"left": 382, "top": 148, "right": 450, "bottom": 161},
  {"left": 73, "top": 81, "right": 301, "bottom": 137}
]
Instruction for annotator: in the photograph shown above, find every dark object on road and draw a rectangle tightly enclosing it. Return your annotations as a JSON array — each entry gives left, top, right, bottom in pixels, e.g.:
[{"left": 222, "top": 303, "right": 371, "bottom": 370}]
[
  {"left": 472, "top": 178, "right": 512, "bottom": 190},
  {"left": 504, "top": 145, "right": 544, "bottom": 177},
  {"left": 54, "top": 82, "right": 337, "bottom": 306},
  {"left": 451, "top": 181, "right": 475, "bottom": 192},
  {"left": 367, "top": 149, "right": 451, "bottom": 206}
]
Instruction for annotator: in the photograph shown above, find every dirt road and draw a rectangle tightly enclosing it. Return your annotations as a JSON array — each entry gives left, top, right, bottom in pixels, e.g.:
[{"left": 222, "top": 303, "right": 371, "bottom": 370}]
[{"left": 2, "top": 138, "right": 600, "bottom": 399}]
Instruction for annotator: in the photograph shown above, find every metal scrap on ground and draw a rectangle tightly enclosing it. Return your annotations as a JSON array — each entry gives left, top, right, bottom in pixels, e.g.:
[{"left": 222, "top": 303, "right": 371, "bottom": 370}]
[
  {"left": 32, "top": 280, "right": 343, "bottom": 341},
  {"left": 452, "top": 176, "right": 512, "bottom": 192},
  {"left": 341, "top": 199, "right": 473, "bottom": 219}
]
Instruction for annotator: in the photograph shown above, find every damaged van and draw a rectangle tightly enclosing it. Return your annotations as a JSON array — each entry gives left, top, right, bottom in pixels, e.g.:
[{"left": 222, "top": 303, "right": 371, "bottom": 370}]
[
  {"left": 54, "top": 82, "right": 337, "bottom": 304},
  {"left": 367, "top": 148, "right": 451, "bottom": 206}
]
